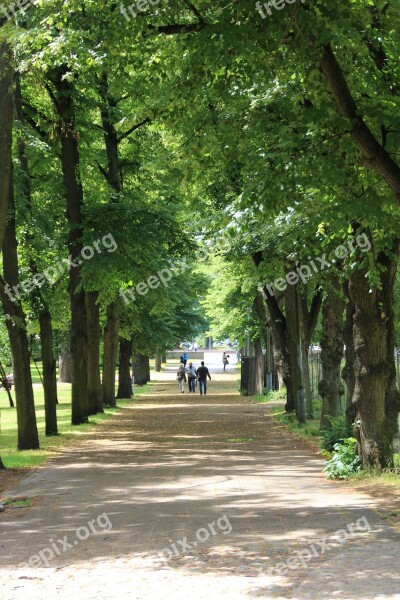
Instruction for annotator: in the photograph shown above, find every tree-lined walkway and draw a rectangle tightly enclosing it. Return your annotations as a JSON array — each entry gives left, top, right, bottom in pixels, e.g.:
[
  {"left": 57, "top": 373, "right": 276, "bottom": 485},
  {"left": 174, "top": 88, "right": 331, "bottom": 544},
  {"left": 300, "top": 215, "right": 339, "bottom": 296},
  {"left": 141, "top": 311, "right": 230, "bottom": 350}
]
[{"left": 1, "top": 366, "right": 400, "bottom": 599}]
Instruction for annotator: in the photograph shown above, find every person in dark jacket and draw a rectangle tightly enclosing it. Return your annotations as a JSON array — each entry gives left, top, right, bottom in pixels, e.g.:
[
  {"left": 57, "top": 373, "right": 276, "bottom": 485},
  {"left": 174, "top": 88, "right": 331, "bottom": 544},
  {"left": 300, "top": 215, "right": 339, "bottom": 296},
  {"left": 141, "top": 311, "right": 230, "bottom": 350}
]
[{"left": 196, "top": 361, "right": 211, "bottom": 396}]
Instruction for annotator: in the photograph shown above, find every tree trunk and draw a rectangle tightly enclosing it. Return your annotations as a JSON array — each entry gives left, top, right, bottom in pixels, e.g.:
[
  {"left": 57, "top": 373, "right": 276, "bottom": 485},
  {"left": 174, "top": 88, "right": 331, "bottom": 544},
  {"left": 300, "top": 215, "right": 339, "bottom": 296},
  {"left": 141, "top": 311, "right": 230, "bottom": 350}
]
[
  {"left": 0, "top": 360, "right": 14, "bottom": 407},
  {"left": 301, "top": 289, "right": 322, "bottom": 419},
  {"left": 255, "top": 292, "right": 291, "bottom": 401},
  {"left": 285, "top": 283, "right": 302, "bottom": 414},
  {"left": 86, "top": 292, "right": 103, "bottom": 415},
  {"left": 342, "top": 281, "right": 357, "bottom": 427},
  {"left": 249, "top": 338, "right": 264, "bottom": 395},
  {"left": 0, "top": 40, "right": 13, "bottom": 479},
  {"left": 117, "top": 338, "right": 133, "bottom": 398},
  {"left": 59, "top": 350, "right": 73, "bottom": 383},
  {"left": 0, "top": 42, "right": 13, "bottom": 249},
  {"left": 155, "top": 355, "right": 162, "bottom": 372},
  {"left": 52, "top": 68, "right": 88, "bottom": 425},
  {"left": 349, "top": 248, "right": 400, "bottom": 468},
  {"left": 39, "top": 311, "right": 58, "bottom": 435},
  {"left": 319, "top": 281, "right": 345, "bottom": 429},
  {"left": 1, "top": 176, "right": 39, "bottom": 451},
  {"left": 133, "top": 353, "right": 150, "bottom": 386},
  {"left": 102, "top": 302, "right": 119, "bottom": 406},
  {"left": 14, "top": 73, "right": 59, "bottom": 426}
]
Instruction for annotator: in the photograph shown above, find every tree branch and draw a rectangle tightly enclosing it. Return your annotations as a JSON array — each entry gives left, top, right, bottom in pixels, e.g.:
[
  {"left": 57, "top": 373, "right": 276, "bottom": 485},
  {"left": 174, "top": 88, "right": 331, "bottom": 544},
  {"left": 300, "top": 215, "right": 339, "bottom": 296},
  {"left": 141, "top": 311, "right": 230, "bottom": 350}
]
[
  {"left": 96, "top": 161, "right": 108, "bottom": 181},
  {"left": 117, "top": 117, "right": 151, "bottom": 144},
  {"left": 319, "top": 43, "right": 400, "bottom": 201},
  {"left": 252, "top": 252, "right": 286, "bottom": 335},
  {"left": 21, "top": 101, "right": 52, "bottom": 140},
  {"left": 306, "top": 288, "right": 323, "bottom": 344},
  {"left": 148, "top": 22, "right": 206, "bottom": 35},
  {"left": 182, "top": 0, "right": 205, "bottom": 23}
]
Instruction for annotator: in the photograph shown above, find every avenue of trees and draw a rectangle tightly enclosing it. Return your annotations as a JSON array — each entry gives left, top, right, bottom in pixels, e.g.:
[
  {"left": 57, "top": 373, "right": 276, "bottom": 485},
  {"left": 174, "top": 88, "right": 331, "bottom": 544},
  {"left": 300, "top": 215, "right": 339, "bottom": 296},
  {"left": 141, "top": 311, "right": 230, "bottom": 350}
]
[{"left": 0, "top": 1, "right": 399, "bottom": 471}]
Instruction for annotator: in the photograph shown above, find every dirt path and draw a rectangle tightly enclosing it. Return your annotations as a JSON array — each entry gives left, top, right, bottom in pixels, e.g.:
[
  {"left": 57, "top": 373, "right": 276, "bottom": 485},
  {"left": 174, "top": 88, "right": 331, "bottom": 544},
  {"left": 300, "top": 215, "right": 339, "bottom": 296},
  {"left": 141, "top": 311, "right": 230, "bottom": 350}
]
[{"left": 1, "top": 365, "right": 400, "bottom": 599}]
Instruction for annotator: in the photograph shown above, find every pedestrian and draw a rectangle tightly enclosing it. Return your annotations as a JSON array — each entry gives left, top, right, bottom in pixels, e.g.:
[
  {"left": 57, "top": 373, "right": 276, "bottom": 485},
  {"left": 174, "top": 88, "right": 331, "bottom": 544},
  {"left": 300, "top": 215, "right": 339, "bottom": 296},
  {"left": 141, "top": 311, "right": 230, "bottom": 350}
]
[
  {"left": 196, "top": 361, "right": 211, "bottom": 396},
  {"left": 222, "top": 352, "right": 230, "bottom": 371},
  {"left": 194, "top": 342, "right": 198, "bottom": 352},
  {"left": 177, "top": 363, "right": 187, "bottom": 393},
  {"left": 186, "top": 361, "right": 197, "bottom": 393},
  {"left": 180, "top": 352, "right": 188, "bottom": 366},
  {"left": 236, "top": 349, "right": 241, "bottom": 362}
]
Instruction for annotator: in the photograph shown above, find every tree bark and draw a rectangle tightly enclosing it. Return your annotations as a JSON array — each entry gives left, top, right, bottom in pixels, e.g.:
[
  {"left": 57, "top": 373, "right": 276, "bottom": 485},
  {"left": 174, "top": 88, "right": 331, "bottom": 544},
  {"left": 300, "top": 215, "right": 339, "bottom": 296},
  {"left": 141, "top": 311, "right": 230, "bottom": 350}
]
[
  {"left": 320, "top": 44, "right": 400, "bottom": 201},
  {"left": 133, "top": 353, "right": 150, "bottom": 386},
  {"left": 102, "top": 302, "right": 119, "bottom": 406},
  {"left": 284, "top": 283, "right": 302, "bottom": 412},
  {"left": 86, "top": 292, "right": 103, "bottom": 414},
  {"left": 349, "top": 249, "right": 400, "bottom": 469},
  {"left": 14, "top": 74, "right": 59, "bottom": 429},
  {"left": 0, "top": 360, "right": 14, "bottom": 407},
  {"left": 253, "top": 251, "right": 322, "bottom": 414},
  {"left": 0, "top": 41, "right": 13, "bottom": 470},
  {"left": 155, "top": 355, "right": 162, "bottom": 372},
  {"left": 51, "top": 67, "right": 88, "bottom": 425},
  {"left": 39, "top": 311, "right": 58, "bottom": 435},
  {"left": 59, "top": 350, "right": 73, "bottom": 383},
  {"left": 319, "top": 46, "right": 400, "bottom": 467},
  {"left": 250, "top": 338, "right": 264, "bottom": 395},
  {"left": 0, "top": 42, "right": 13, "bottom": 250},
  {"left": 342, "top": 281, "right": 357, "bottom": 427},
  {"left": 319, "top": 281, "right": 345, "bottom": 429},
  {"left": 117, "top": 338, "right": 133, "bottom": 399},
  {"left": 1, "top": 177, "right": 39, "bottom": 450},
  {"left": 254, "top": 283, "right": 294, "bottom": 410}
]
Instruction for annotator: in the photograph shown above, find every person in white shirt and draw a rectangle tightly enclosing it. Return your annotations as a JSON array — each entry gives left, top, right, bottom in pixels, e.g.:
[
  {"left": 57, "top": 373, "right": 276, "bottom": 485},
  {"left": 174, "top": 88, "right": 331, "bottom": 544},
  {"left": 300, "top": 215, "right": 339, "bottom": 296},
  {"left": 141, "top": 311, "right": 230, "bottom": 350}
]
[{"left": 186, "top": 362, "right": 197, "bottom": 393}]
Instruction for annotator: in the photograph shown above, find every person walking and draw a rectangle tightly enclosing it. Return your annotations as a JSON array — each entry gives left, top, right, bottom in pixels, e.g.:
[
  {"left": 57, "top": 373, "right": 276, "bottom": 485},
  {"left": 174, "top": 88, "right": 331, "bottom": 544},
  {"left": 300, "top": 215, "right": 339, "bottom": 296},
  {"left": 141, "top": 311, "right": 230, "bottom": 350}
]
[
  {"left": 186, "top": 361, "right": 197, "bottom": 393},
  {"left": 196, "top": 361, "right": 211, "bottom": 396},
  {"left": 222, "top": 352, "right": 230, "bottom": 372},
  {"left": 177, "top": 363, "right": 187, "bottom": 393},
  {"left": 180, "top": 352, "right": 188, "bottom": 367}
]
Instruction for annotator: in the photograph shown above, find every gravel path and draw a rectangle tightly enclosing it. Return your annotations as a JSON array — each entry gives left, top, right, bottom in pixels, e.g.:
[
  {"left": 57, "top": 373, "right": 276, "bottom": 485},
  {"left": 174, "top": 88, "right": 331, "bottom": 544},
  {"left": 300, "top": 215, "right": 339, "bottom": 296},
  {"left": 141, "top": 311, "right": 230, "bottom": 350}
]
[{"left": 1, "top": 366, "right": 399, "bottom": 599}]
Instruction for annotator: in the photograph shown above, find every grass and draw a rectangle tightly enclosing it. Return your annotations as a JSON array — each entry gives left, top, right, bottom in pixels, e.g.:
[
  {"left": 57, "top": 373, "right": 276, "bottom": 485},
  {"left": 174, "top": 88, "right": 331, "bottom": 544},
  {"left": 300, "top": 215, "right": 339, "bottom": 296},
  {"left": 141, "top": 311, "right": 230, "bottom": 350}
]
[
  {"left": 258, "top": 389, "right": 324, "bottom": 449},
  {"left": 260, "top": 388, "right": 400, "bottom": 492},
  {"left": 0, "top": 364, "right": 149, "bottom": 469},
  {"left": 3, "top": 497, "right": 34, "bottom": 508},
  {"left": 254, "top": 387, "right": 287, "bottom": 403},
  {"left": 271, "top": 406, "right": 323, "bottom": 448}
]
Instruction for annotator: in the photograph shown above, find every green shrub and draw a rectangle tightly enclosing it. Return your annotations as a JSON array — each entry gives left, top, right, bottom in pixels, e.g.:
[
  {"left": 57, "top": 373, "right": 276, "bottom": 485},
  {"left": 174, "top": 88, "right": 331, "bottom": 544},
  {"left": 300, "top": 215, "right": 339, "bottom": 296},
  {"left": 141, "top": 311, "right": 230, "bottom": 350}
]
[
  {"left": 323, "top": 437, "right": 361, "bottom": 479},
  {"left": 320, "top": 416, "right": 353, "bottom": 452},
  {"left": 267, "top": 387, "right": 287, "bottom": 402}
]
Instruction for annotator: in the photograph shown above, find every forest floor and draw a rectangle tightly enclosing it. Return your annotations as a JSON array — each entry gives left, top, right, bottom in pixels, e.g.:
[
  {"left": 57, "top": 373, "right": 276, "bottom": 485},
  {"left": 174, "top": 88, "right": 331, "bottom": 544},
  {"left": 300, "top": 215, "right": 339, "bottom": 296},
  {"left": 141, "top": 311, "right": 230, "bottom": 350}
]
[{"left": 1, "top": 358, "right": 400, "bottom": 599}]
